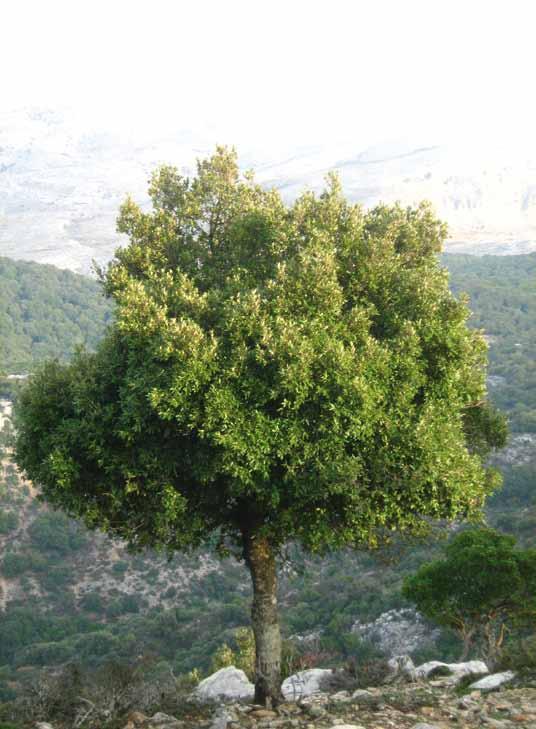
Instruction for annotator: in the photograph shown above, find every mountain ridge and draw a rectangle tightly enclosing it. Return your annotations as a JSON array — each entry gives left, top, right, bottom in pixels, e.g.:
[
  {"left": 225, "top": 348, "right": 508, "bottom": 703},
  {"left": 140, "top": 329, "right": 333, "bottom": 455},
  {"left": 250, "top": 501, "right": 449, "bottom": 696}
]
[{"left": 3, "top": 108, "right": 536, "bottom": 274}]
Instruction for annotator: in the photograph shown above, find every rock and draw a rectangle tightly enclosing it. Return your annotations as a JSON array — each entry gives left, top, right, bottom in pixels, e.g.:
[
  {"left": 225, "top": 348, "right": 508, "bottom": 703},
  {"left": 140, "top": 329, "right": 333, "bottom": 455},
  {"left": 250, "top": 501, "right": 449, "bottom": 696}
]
[
  {"left": 330, "top": 725, "right": 366, "bottom": 729},
  {"left": 249, "top": 709, "right": 277, "bottom": 719},
  {"left": 415, "top": 659, "right": 488, "bottom": 682},
  {"left": 351, "top": 608, "right": 440, "bottom": 657},
  {"left": 305, "top": 704, "right": 326, "bottom": 717},
  {"left": 469, "top": 671, "right": 516, "bottom": 692},
  {"left": 35, "top": 724, "right": 55, "bottom": 729},
  {"left": 387, "top": 654, "right": 416, "bottom": 681},
  {"left": 147, "top": 712, "right": 183, "bottom": 728},
  {"left": 457, "top": 696, "right": 479, "bottom": 710},
  {"left": 210, "top": 706, "right": 235, "bottom": 729},
  {"left": 127, "top": 711, "right": 150, "bottom": 725},
  {"left": 298, "top": 692, "right": 330, "bottom": 707},
  {"left": 480, "top": 720, "right": 510, "bottom": 729},
  {"left": 415, "top": 660, "right": 450, "bottom": 679},
  {"left": 281, "top": 668, "right": 333, "bottom": 700},
  {"left": 276, "top": 703, "right": 302, "bottom": 715},
  {"left": 351, "top": 688, "right": 374, "bottom": 700},
  {"left": 330, "top": 690, "right": 351, "bottom": 702},
  {"left": 410, "top": 724, "right": 443, "bottom": 729},
  {"left": 192, "top": 666, "right": 255, "bottom": 703}
]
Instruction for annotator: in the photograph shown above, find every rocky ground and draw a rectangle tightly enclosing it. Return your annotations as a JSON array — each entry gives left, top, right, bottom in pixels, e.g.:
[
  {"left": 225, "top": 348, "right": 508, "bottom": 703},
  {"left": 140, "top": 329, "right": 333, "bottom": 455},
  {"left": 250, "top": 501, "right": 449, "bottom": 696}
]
[
  {"left": 108, "top": 682, "right": 536, "bottom": 729},
  {"left": 31, "top": 663, "right": 536, "bottom": 729}
]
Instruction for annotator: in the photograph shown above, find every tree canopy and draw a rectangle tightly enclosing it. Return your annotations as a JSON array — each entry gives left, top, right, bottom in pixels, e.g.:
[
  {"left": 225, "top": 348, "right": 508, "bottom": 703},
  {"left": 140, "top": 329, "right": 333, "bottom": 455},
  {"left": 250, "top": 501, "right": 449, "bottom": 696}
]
[
  {"left": 403, "top": 528, "right": 536, "bottom": 666},
  {"left": 14, "top": 147, "right": 506, "bottom": 703}
]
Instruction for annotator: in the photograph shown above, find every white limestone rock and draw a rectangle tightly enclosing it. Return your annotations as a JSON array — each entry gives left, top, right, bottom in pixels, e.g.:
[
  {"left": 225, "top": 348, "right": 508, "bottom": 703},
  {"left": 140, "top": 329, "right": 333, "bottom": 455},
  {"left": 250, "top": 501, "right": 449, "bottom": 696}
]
[
  {"left": 192, "top": 666, "right": 255, "bottom": 703},
  {"left": 469, "top": 671, "right": 515, "bottom": 692},
  {"left": 351, "top": 608, "right": 440, "bottom": 657},
  {"left": 387, "top": 654, "right": 416, "bottom": 681},
  {"left": 147, "top": 713, "right": 184, "bottom": 728},
  {"left": 415, "top": 660, "right": 488, "bottom": 682},
  {"left": 281, "top": 668, "right": 334, "bottom": 700}
]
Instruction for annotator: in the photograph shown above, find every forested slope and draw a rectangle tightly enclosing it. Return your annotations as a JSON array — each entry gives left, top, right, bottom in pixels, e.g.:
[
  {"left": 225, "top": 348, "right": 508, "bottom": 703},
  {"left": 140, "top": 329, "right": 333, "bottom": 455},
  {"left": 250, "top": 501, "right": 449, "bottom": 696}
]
[
  {"left": 445, "top": 252, "right": 536, "bottom": 432},
  {"left": 0, "top": 256, "right": 112, "bottom": 374},
  {"left": 0, "top": 252, "right": 535, "bottom": 702}
]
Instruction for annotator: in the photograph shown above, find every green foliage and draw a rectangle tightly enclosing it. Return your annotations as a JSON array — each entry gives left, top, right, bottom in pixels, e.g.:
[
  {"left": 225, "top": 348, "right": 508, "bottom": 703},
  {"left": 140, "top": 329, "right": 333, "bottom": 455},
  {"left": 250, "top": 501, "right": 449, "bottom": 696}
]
[
  {"left": 445, "top": 252, "right": 536, "bottom": 432},
  {"left": 0, "top": 256, "right": 113, "bottom": 374},
  {"left": 499, "top": 633, "right": 536, "bottom": 673},
  {"left": 112, "top": 560, "right": 129, "bottom": 576},
  {"left": 403, "top": 528, "right": 536, "bottom": 665},
  {"left": 211, "top": 627, "right": 255, "bottom": 679},
  {"left": 1, "top": 551, "right": 46, "bottom": 578},
  {"left": 28, "top": 511, "right": 88, "bottom": 555},
  {"left": 79, "top": 591, "right": 105, "bottom": 613},
  {"left": 14, "top": 148, "right": 503, "bottom": 559},
  {"left": 0, "top": 511, "right": 18, "bottom": 534}
]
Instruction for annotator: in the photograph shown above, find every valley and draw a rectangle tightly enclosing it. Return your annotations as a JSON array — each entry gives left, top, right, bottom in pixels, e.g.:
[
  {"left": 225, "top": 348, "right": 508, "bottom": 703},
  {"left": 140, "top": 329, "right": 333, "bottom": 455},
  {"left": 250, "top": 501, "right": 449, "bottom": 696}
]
[{"left": 0, "top": 252, "right": 534, "bottom": 706}]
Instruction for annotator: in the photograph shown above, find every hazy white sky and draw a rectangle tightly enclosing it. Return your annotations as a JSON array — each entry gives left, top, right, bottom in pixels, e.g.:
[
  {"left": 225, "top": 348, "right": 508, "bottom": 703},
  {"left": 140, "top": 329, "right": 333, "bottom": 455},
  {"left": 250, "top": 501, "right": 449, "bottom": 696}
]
[{"left": 3, "top": 0, "right": 536, "bottom": 149}]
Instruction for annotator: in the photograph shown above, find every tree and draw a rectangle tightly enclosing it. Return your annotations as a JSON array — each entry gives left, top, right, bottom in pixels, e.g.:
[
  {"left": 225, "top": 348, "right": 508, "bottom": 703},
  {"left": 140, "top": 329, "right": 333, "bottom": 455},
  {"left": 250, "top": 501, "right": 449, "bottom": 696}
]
[
  {"left": 14, "top": 147, "right": 506, "bottom": 705},
  {"left": 403, "top": 528, "right": 536, "bottom": 667}
]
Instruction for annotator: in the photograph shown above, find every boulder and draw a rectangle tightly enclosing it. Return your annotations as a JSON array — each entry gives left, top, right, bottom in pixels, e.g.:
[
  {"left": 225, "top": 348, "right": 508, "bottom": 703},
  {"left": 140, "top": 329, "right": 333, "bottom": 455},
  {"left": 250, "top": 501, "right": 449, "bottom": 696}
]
[
  {"left": 387, "top": 654, "right": 416, "bottom": 681},
  {"left": 147, "top": 712, "right": 184, "bottom": 728},
  {"left": 123, "top": 712, "right": 149, "bottom": 728},
  {"left": 192, "top": 666, "right": 255, "bottom": 703},
  {"left": 281, "top": 668, "right": 333, "bottom": 700},
  {"left": 124, "top": 713, "right": 183, "bottom": 729},
  {"left": 351, "top": 608, "right": 440, "bottom": 657},
  {"left": 210, "top": 706, "right": 235, "bottom": 729},
  {"left": 351, "top": 688, "right": 375, "bottom": 700},
  {"left": 415, "top": 660, "right": 488, "bottom": 682},
  {"left": 469, "top": 671, "right": 516, "bottom": 692}
]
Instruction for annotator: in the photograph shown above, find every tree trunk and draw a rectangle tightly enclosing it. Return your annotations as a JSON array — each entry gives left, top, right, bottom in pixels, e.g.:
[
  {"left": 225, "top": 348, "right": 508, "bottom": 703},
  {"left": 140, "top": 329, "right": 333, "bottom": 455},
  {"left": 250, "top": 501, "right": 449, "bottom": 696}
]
[
  {"left": 458, "top": 624, "right": 476, "bottom": 662},
  {"left": 483, "top": 619, "right": 505, "bottom": 670},
  {"left": 244, "top": 533, "right": 283, "bottom": 707}
]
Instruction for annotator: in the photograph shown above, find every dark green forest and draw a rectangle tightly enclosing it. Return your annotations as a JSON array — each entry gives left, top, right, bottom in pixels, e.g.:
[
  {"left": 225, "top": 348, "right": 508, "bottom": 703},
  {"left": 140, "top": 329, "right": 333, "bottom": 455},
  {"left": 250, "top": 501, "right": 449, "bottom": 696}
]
[
  {"left": 0, "top": 256, "right": 113, "bottom": 375},
  {"left": 0, "top": 252, "right": 535, "bottom": 707},
  {"left": 444, "top": 253, "right": 536, "bottom": 432}
]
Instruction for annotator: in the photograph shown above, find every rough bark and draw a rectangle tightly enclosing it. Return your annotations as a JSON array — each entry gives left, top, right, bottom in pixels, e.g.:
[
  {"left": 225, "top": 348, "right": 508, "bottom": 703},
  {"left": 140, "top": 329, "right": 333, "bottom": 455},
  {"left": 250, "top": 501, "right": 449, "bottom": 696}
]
[
  {"left": 244, "top": 532, "right": 283, "bottom": 707},
  {"left": 458, "top": 623, "right": 476, "bottom": 662}
]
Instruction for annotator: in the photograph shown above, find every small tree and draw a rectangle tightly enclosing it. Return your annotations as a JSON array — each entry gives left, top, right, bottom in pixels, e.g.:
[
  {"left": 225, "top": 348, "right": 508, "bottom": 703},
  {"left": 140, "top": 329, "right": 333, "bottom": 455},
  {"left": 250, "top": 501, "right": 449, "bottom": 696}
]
[
  {"left": 403, "top": 528, "right": 536, "bottom": 667},
  {"left": 14, "top": 148, "right": 505, "bottom": 704}
]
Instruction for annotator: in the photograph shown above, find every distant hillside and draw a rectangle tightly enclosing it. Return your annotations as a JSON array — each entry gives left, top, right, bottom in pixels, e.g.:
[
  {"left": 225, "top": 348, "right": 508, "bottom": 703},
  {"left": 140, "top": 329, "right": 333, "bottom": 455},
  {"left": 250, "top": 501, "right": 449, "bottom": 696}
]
[
  {"left": 0, "top": 252, "right": 535, "bottom": 703},
  {"left": 2, "top": 108, "right": 536, "bottom": 274},
  {"left": 444, "top": 252, "right": 536, "bottom": 432},
  {"left": 0, "top": 256, "right": 112, "bottom": 374}
]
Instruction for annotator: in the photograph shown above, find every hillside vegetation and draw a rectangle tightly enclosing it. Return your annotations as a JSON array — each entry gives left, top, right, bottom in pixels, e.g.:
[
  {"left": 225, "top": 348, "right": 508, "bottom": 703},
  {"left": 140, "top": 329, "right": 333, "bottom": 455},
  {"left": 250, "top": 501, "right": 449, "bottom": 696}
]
[
  {"left": 0, "top": 252, "right": 535, "bottom": 706},
  {"left": 0, "top": 256, "right": 112, "bottom": 375},
  {"left": 445, "top": 253, "right": 536, "bottom": 432}
]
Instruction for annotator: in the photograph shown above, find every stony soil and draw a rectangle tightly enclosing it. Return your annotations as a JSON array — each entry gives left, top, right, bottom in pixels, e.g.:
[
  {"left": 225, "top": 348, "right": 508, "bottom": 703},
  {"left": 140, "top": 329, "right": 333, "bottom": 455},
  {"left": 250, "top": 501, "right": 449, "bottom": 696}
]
[{"left": 120, "top": 682, "right": 536, "bottom": 729}]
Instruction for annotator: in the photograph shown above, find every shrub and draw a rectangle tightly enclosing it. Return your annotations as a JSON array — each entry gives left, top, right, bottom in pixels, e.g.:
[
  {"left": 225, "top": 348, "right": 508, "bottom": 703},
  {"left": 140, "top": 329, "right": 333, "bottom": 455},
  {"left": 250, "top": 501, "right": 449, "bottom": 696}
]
[
  {"left": 79, "top": 592, "right": 105, "bottom": 613},
  {"left": 28, "top": 511, "right": 88, "bottom": 555},
  {"left": 112, "top": 560, "right": 129, "bottom": 576},
  {"left": 210, "top": 627, "right": 255, "bottom": 679},
  {"left": 1, "top": 551, "right": 46, "bottom": 578},
  {"left": 0, "top": 512, "right": 18, "bottom": 535}
]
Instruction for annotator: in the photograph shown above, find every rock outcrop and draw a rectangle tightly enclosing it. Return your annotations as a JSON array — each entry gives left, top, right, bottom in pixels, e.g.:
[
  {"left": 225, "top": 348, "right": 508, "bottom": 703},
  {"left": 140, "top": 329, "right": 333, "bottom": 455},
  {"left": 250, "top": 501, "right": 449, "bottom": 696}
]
[
  {"left": 281, "top": 668, "right": 334, "bottom": 700},
  {"left": 351, "top": 609, "right": 440, "bottom": 657},
  {"left": 414, "top": 660, "right": 489, "bottom": 683},
  {"left": 192, "top": 666, "right": 255, "bottom": 703},
  {"left": 469, "top": 671, "right": 516, "bottom": 692}
]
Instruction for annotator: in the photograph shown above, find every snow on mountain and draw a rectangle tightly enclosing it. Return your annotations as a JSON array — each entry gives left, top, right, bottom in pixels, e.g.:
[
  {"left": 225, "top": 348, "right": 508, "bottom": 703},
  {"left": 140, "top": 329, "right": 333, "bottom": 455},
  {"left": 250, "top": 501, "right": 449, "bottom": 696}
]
[{"left": 2, "top": 108, "right": 536, "bottom": 274}]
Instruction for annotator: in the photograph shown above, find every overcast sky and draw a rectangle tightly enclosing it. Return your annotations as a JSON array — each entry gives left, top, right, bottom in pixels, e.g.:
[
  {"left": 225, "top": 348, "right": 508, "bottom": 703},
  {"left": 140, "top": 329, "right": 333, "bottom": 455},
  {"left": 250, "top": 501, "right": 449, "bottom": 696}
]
[{"left": 3, "top": 0, "right": 536, "bottom": 151}]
